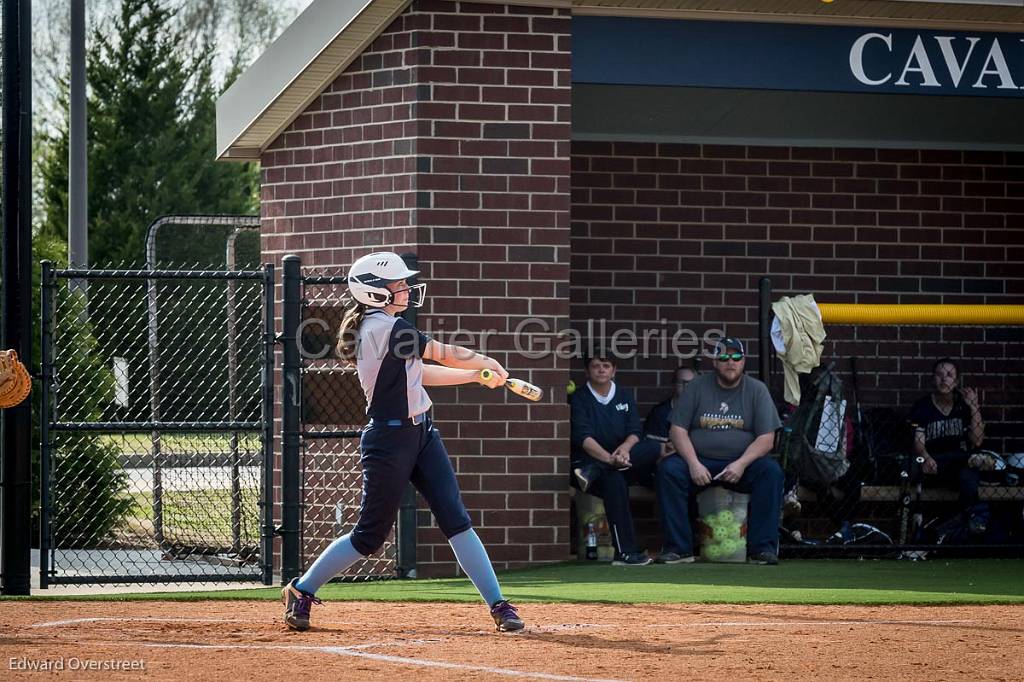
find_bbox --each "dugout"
[566,6,1024,553]
[217,0,1024,576]
[569,11,1024,407]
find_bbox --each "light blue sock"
[449,528,504,606]
[294,534,364,595]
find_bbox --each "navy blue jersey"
[570,384,642,463]
[355,310,432,419]
[909,393,971,455]
[644,398,673,442]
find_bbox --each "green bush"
[48,284,129,548]
[52,436,132,548]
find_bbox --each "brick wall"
[260,1,572,578]
[260,11,422,268]
[571,142,1024,451]
[259,4,424,580]
[411,1,572,574]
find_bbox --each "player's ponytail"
[336,303,366,364]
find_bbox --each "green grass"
[125,488,260,540]
[13,559,1024,605]
[100,433,261,454]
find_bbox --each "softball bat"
[479,369,544,402]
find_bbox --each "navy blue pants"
[657,455,784,556]
[930,451,981,512]
[571,439,660,555]
[350,417,471,556]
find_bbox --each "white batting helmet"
[346,252,425,308]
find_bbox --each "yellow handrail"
[818,303,1024,326]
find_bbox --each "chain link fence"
[39,260,274,586]
[294,268,402,580]
[33,222,411,586]
[774,322,1024,558]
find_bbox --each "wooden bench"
[569,485,658,560]
[581,483,1024,505]
[797,484,1024,502]
[570,481,1024,558]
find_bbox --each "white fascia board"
[886,0,1022,6]
[216,0,376,160]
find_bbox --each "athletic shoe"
[782,488,802,518]
[747,551,779,565]
[573,463,600,493]
[612,551,653,566]
[490,600,524,632]
[281,577,322,631]
[655,551,695,564]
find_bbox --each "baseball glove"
[0,349,32,409]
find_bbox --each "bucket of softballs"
[696,487,749,562]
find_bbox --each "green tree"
[27,235,69,541]
[28,235,130,549]
[48,285,129,549]
[38,0,258,267]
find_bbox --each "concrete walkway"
[30,549,272,597]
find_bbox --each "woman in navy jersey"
[281,252,524,633]
[910,357,986,521]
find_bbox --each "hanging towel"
[771,294,826,405]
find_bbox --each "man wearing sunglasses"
[656,338,784,565]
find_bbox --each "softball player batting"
[281,251,525,633]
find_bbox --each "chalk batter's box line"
[28,617,618,682]
[25,616,986,682]
[31,616,978,631]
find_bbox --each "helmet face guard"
[391,282,426,308]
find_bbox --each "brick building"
[217,0,1024,576]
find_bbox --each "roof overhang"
[216,0,1024,162]
[571,0,1024,30]
[216,0,412,161]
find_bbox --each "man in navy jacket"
[570,355,660,566]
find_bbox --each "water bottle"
[585,522,598,560]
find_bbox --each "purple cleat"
[490,600,524,632]
[281,578,322,631]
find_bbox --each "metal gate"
[39,261,275,586]
[280,255,415,582]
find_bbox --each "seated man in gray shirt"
[657,337,784,565]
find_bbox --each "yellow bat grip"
[479,369,493,381]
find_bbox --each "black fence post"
[1,0,33,597]
[39,261,55,590]
[758,277,772,386]
[397,486,418,579]
[281,255,302,584]
[397,252,419,578]
[261,263,276,586]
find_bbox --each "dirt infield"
[2,601,1022,681]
